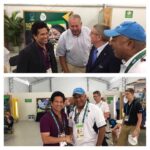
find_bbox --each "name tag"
[124,115,129,122]
[46,68,52,73]
[58,132,67,146]
[76,123,84,141]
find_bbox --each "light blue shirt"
[56,26,91,67]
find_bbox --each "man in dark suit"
[16,21,58,73]
[86,24,121,73]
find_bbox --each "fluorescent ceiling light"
[13,78,30,86]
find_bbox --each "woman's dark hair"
[31,21,49,36]
[52,24,65,34]
[50,91,66,102]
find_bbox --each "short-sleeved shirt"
[95,101,110,114]
[120,49,146,73]
[40,110,68,146]
[69,102,106,146]
[56,26,91,67]
[124,99,143,125]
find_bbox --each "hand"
[65,135,72,144]
[132,128,140,137]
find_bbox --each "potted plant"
[4,11,24,52]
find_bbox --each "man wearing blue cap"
[104,21,146,73]
[68,87,106,146]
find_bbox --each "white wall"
[4,5,146,29]
[111,8,146,29]
[51,77,87,96]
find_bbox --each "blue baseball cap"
[73,87,85,96]
[104,21,146,42]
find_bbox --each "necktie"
[92,48,98,65]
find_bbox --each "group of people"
[40,87,143,146]
[13,14,146,73]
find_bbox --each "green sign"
[125,10,133,18]
[25,99,32,103]
[107,96,113,104]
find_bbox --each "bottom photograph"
[4,77,146,146]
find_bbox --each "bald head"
[69,14,82,36]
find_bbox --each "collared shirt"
[95,101,110,114]
[56,26,91,67]
[36,43,51,71]
[69,102,106,146]
[40,111,68,146]
[96,42,108,57]
[124,99,143,125]
[120,49,146,73]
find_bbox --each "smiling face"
[73,94,87,109]
[69,17,82,36]
[33,27,49,45]
[51,96,65,113]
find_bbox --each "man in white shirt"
[93,91,110,120]
[104,21,146,73]
[56,14,91,73]
[93,90,110,146]
[69,87,106,146]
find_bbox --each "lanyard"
[50,109,65,134]
[125,49,146,73]
[74,102,89,124]
[125,102,134,119]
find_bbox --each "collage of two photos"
[3,1,147,147]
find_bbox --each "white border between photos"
[1,0,149,150]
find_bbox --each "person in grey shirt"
[56,14,91,73]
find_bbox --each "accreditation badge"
[58,132,67,146]
[124,115,129,122]
[76,123,84,141]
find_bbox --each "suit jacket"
[16,41,58,73]
[86,44,121,73]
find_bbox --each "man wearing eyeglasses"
[68,87,106,146]
[86,24,121,73]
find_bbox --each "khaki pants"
[116,125,137,146]
[67,63,86,73]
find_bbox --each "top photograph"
[4,2,146,73]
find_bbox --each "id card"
[46,68,52,73]
[124,115,129,122]
[76,123,84,141]
[58,132,67,146]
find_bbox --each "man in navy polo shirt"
[116,88,143,146]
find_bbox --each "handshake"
[62,135,73,145]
